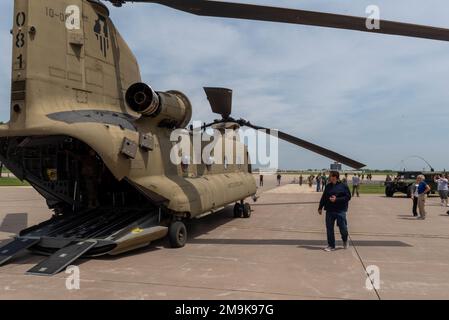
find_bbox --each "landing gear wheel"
[168,221,187,248]
[242,203,251,218]
[233,203,243,218]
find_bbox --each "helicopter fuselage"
[1,0,257,219]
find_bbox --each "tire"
[233,203,243,218]
[385,187,394,197]
[168,221,187,248]
[242,203,251,218]
[406,186,413,198]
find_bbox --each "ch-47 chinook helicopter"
[0,0,446,276]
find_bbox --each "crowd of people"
[293,172,366,198]
[259,171,375,198]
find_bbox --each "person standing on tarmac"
[352,174,361,197]
[342,173,349,186]
[411,179,420,217]
[318,171,352,252]
[435,174,448,207]
[277,173,282,186]
[308,175,314,188]
[321,174,327,192]
[316,174,322,192]
[416,175,431,220]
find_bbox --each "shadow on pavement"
[0,213,28,234]
[252,202,319,207]
[188,238,412,248]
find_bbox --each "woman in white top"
[411,181,420,217]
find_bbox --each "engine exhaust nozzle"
[125,82,160,116]
[125,82,192,128]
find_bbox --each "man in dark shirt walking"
[318,171,352,252]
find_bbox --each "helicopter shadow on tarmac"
[181,206,411,251]
[0,212,70,267]
[119,199,412,253]
[188,237,412,250]
[0,213,28,234]
[251,201,319,207]
[0,208,413,266]
[0,213,31,260]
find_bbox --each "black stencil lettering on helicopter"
[16,12,25,27]
[15,32,25,48]
[15,12,26,49]
[94,14,109,58]
[17,54,23,69]
[45,7,67,22]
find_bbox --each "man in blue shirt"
[318,171,352,251]
[417,175,431,220]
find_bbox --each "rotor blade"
[115,0,449,42]
[240,120,365,169]
[204,87,232,119]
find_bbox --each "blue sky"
[1,0,448,171]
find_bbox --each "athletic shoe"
[324,246,336,252]
[343,241,350,249]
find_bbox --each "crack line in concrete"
[348,234,381,300]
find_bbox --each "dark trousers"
[352,185,360,197]
[326,211,349,248]
[412,196,418,216]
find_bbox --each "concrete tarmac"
[0,176,448,300]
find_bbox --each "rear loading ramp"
[27,240,98,276]
[0,238,40,266]
[0,207,168,275]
